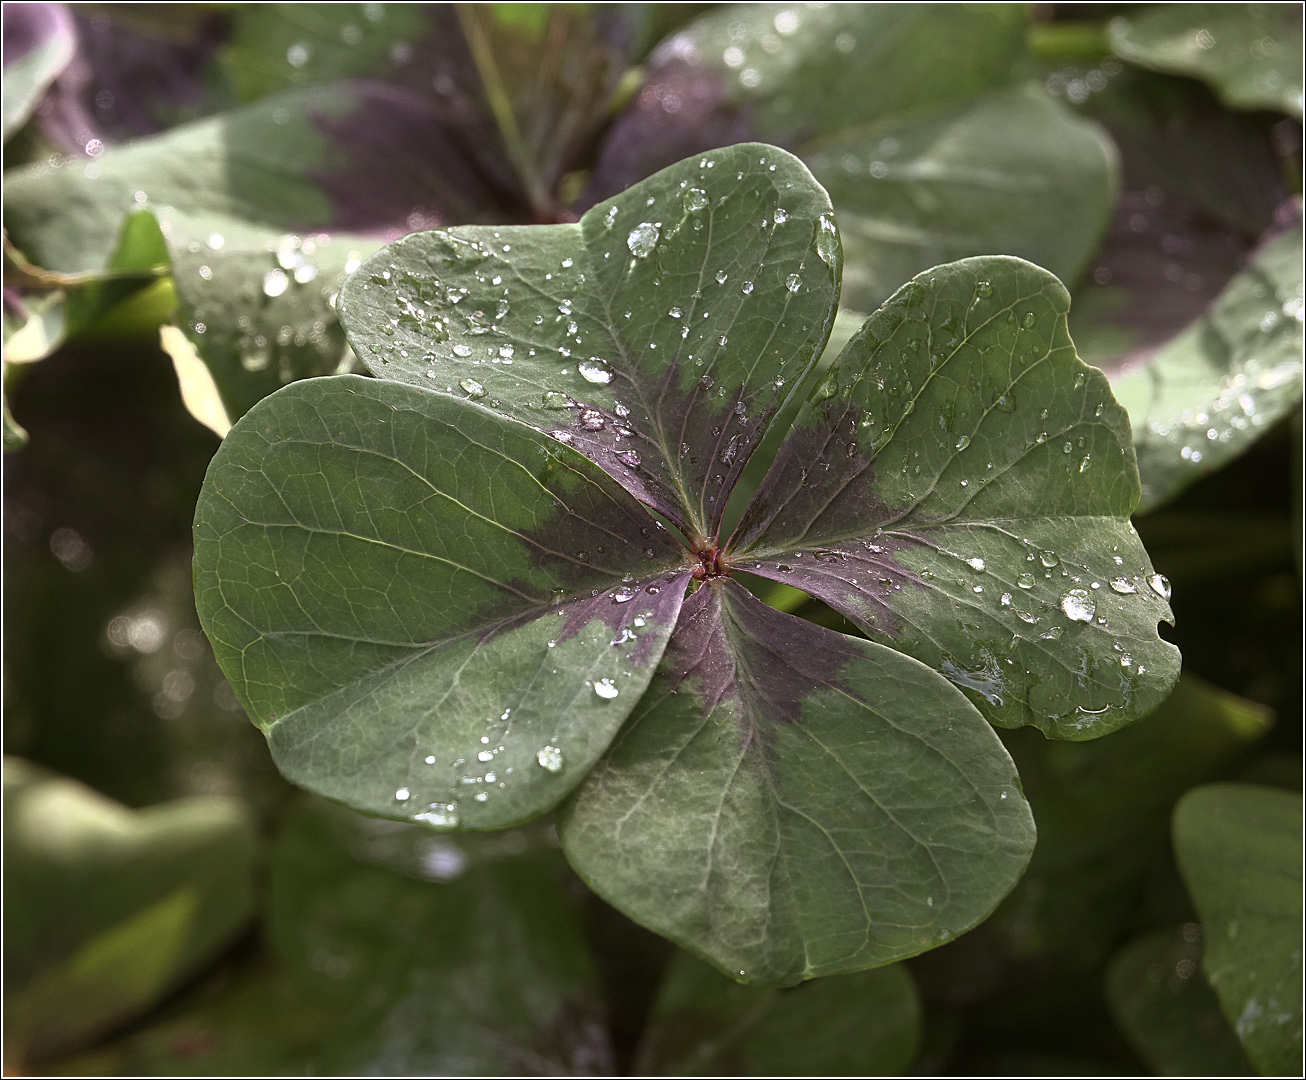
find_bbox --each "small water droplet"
[616,449,641,468]
[1078,455,1092,473]
[1016,573,1036,589]
[536,745,564,772]
[955,435,971,451]
[1060,588,1096,623]
[975,280,992,297]
[1148,573,1172,600]
[741,281,754,294]
[578,359,613,384]
[414,802,459,827]
[715,269,728,284]
[594,678,619,699]
[1021,311,1036,329]
[459,378,486,399]
[683,187,709,213]
[452,343,472,357]
[966,557,986,572]
[785,273,801,292]
[1040,550,1059,568]
[815,213,838,266]
[395,787,411,802]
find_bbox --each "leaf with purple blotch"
[194,375,690,829]
[338,142,841,539]
[728,256,1181,739]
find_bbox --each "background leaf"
[559,578,1035,985]
[588,3,1117,312]
[1105,925,1253,1076]
[1108,3,1304,118]
[731,256,1181,739]
[89,798,612,1076]
[1172,782,1303,1075]
[2,757,257,1067]
[338,142,840,537]
[635,949,921,1076]
[194,374,689,828]
[1,2,76,141]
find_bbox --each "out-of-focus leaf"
[2,289,66,364]
[194,375,689,829]
[559,579,1035,985]
[1,2,75,141]
[732,256,1180,739]
[634,949,921,1075]
[1173,783,1303,1075]
[1109,4,1304,118]
[158,325,230,439]
[589,4,1117,310]
[1,757,257,1066]
[2,359,29,450]
[989,673,1272,969]
[1108,218,1303,513]
[1105,925,1253,1076]
[94,799,613,1076]
[339,143,840,538]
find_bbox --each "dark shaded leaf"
[1108,4,1304,118]
[730,256,1180,738]
[1109,216,1303,513]
[1105,925,1253,1076]
[587,4,1116,310]
[194,374,689,828]
[338,142,840,537]
[558,578,1034,985]
[1,1,75,141]
[635,949,920,1075]
[1173,783,1303,1075]
[2,757,257,1066]
[92,799,613,1076]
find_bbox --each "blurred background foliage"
[3,2,1301,1075]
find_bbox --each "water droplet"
[683,187,709,212]
[616,449,641,468]
[815,213,838,266]
[1040,550,1059,568]
[603,205,619,229]
[741,281,754,294]
[536,745,564,772]
[1021,311,1036,329]
[613,588,636,604]
[955,435,971,451]
[1016,573,1036,589]
[668,306,683,318]
[975,280,992,297]
[414,803,460,827]
[594,678,619,699]
[1078,455,1092,473]
[785,273,801,292]
[395,787,411,802]
[452,343,472,357]
[262,269,289,297]
[1148,573,1172,600]
[499,344,515,360]
[459,378,486,399]
[579,409,605,431]
[1060,589,1096,623]
[773,208,789,225]
[578,359,613,384]
[627,223,659,257]
[966,557,986,572]
[715,269,728,284]
[1109,577,1136,594]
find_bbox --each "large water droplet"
[1148,573,1172,600]
[594,677,619,699]
[459,378,486,399]
[578,359,613,384]
[966,557,986,572]
[452,343,472,357]
[1060,588,1096,623]
[815,213,838,266]
[627,223,659,258]
[1109,577,1136,594]
[1040,550,1060,568]
[536,745,564,773]
[1016,572,1036,589]
[785,273,801,292]
[773,208,789,225]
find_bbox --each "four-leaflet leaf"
[195,144,1178,986]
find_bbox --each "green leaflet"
[1109,3,1304,118]
[1173,783,1304,1075]
[194,375,689,829]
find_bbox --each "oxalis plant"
[194,143,1181,985]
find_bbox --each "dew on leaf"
[683,187,709,212]
[1060,589,1096,623]
[536,745,564,773]
[459,378,486,399]
[1040,550,1060,568]
[578,359,613,384]
[1016,573,1036,589]
[627,223,659,257]
[1148,573,1172,600]
[1109,578,1136,594]
[785,274,801,292]
[594,678,619,699]
[453,343,472,357]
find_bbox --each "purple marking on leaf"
[2,2,73,69]
[308,80,517,234]
[581,59,753,209]
[658,578,866,732]
[552,570,692,666]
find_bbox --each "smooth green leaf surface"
[1,3,75,141]
[1110,220,1303,513]
[96,799,612,1075]
[635,949,921,1075]
[2,758,257,1064]
[731,256,1181,738]
[1109,4,1304,118]
[194,375,689,828]
[1105,926,1253,1076]
[590,3,1117,310]
[338,143,840,538]
[559,579,1035,986]
[1173,783,1303,1075]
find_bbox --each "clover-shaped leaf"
[195,145,1179,984]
